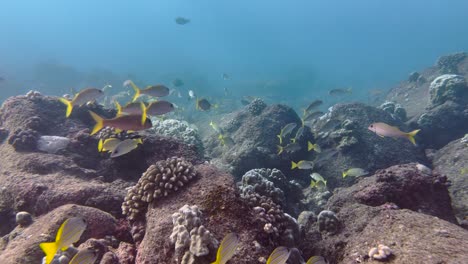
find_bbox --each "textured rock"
[433,136,468,220]
[429,74,468,107]
[150,118,204,154]
[436,52,467,74]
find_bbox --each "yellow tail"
[308,141,313,151]
[277,145,284,155]
[130,81,141,102]
[98,139,104,152]
[406,129,421,145]
[140,102,147,125]
[58,97,73,118]
[291,161,298,170]
[39,241,58,264]
[88,111,105,135]
[114,101,122,116]
[342,172,347,178]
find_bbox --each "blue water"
[1,0,468,106]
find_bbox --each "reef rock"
[433,135,468,220]
[310,103,427,189]
[204,99,310,179]
[150,118,204,155]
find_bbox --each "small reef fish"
[302,111,324,125]
[127,80,170,101]
[188,90,196,100]
[110,138,143,158]
[210,121,223,134]
[175,16,190,25]
[277,123,297,144]
[329,88,352,96]
[88,111,151,135]
[147,100,175,116]
[218,134,235,147]
[172,78,184,87]
[40,217,87,264]
[98,138,121,152]
[305,100,323,113]
[211,233,239,264]
[277,142,301,155]
[69,248,98,264]
[196,98,212,111]
[343,168,369,178]
[368,122,420,145]
[310,173,327,187]
[306,255,328,264]
[59,88,104,117]
[291,160,314,170]
[308,141,321,153]
[115,101,145,116]
[266,246,290,264]
[291,126,305,143]
[222,73,230,80]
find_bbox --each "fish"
[291,126,305,143]
[102,84,112,92]
[305,100,323,113]
[196,98,212,111]
[218,134,235,146]
[110,138,143,158]
[310,172,327,186]
[88,111,151,135]
[266,246,290,264]
[329,88,352,96]
[59,88,104,117]
[211,233,239,264]
[342,168,369,178]
[128,80,170,101]
[146,100,175,116]
[98,138,121,152]
[115,101,145,116]
[302,111,324,125]
[306,255,328,264]
[291,160,314,170]
[210,121,223,134]
[308,141,321,153]
[277,123,297,144]
[277,142,301,155]
[314,149,339,168]
[222,73,230,80]
[188,90,196,100]
[172,78,184,87]
[368,122,420,145]
[175,17,190,25]
[39,217,87,264]
[69,247,99,264]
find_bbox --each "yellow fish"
[69,248,98,264]
[59,88,104,117]
[39,217,87,264]
[308,141,321,153]
[211,233,240,264]
[88,110,151,135]
[306,255,328,264]
[368,122,420,145]
[110,138,143,158]
[127,80,169,102]
[291,160,314,170]
[266,246,290,264]
[98,138,121,152]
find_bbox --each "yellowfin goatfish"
[196,98,212,111]
[110,138,143,158]
[59,88,104,117]
[125,80,170,102]
[310,173,327,186]
[88,111,151,135]
[211,233,239,264]
[329,88,352,96]
[277,123,297,144]
[69,247,98,264]
[304,100,323,113]
[306,255,328,264]
[291,126,305,143]
[266,246,291,264]
[342,168,368,178]
[115,101,145,116]
[308,141,321,153]
[291,160,314,170]
[147,100,175,116]
[368,122,420,145]
[277,142,301,155]
[40,217,87,264]
[98,138,121,152]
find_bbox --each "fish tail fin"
[58,97,73,118]
[308,141,313,151]
[277,135,282,144]
[39,241,58,264]
[98,139,104,152]
[291,161,298,170]
[88,111,104,135]
[310,180,316,188]
[277,145,283,155]
[406,129,420,145]
[342,172,347,178]
[136,138,143,144]
[130,81,141,102]
[140,102,147,125]
[114,101,122,116]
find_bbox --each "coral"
[429,74,467,106]
[297,211,316,233]
[317,210,339,234]
[369,244,393,261]
[15,211,33,227]
[25,90,42,100]
[436,52,467,74]
[246,98,267,115]
[97,127,139,141]
[170,205,218,263]
[122,157,198,220]
[150,119,204,154]
[36,135,70,154]
[379,101,407,122]
[329,128,358,152]
[7,128,39,151]
[240,168,286,205]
